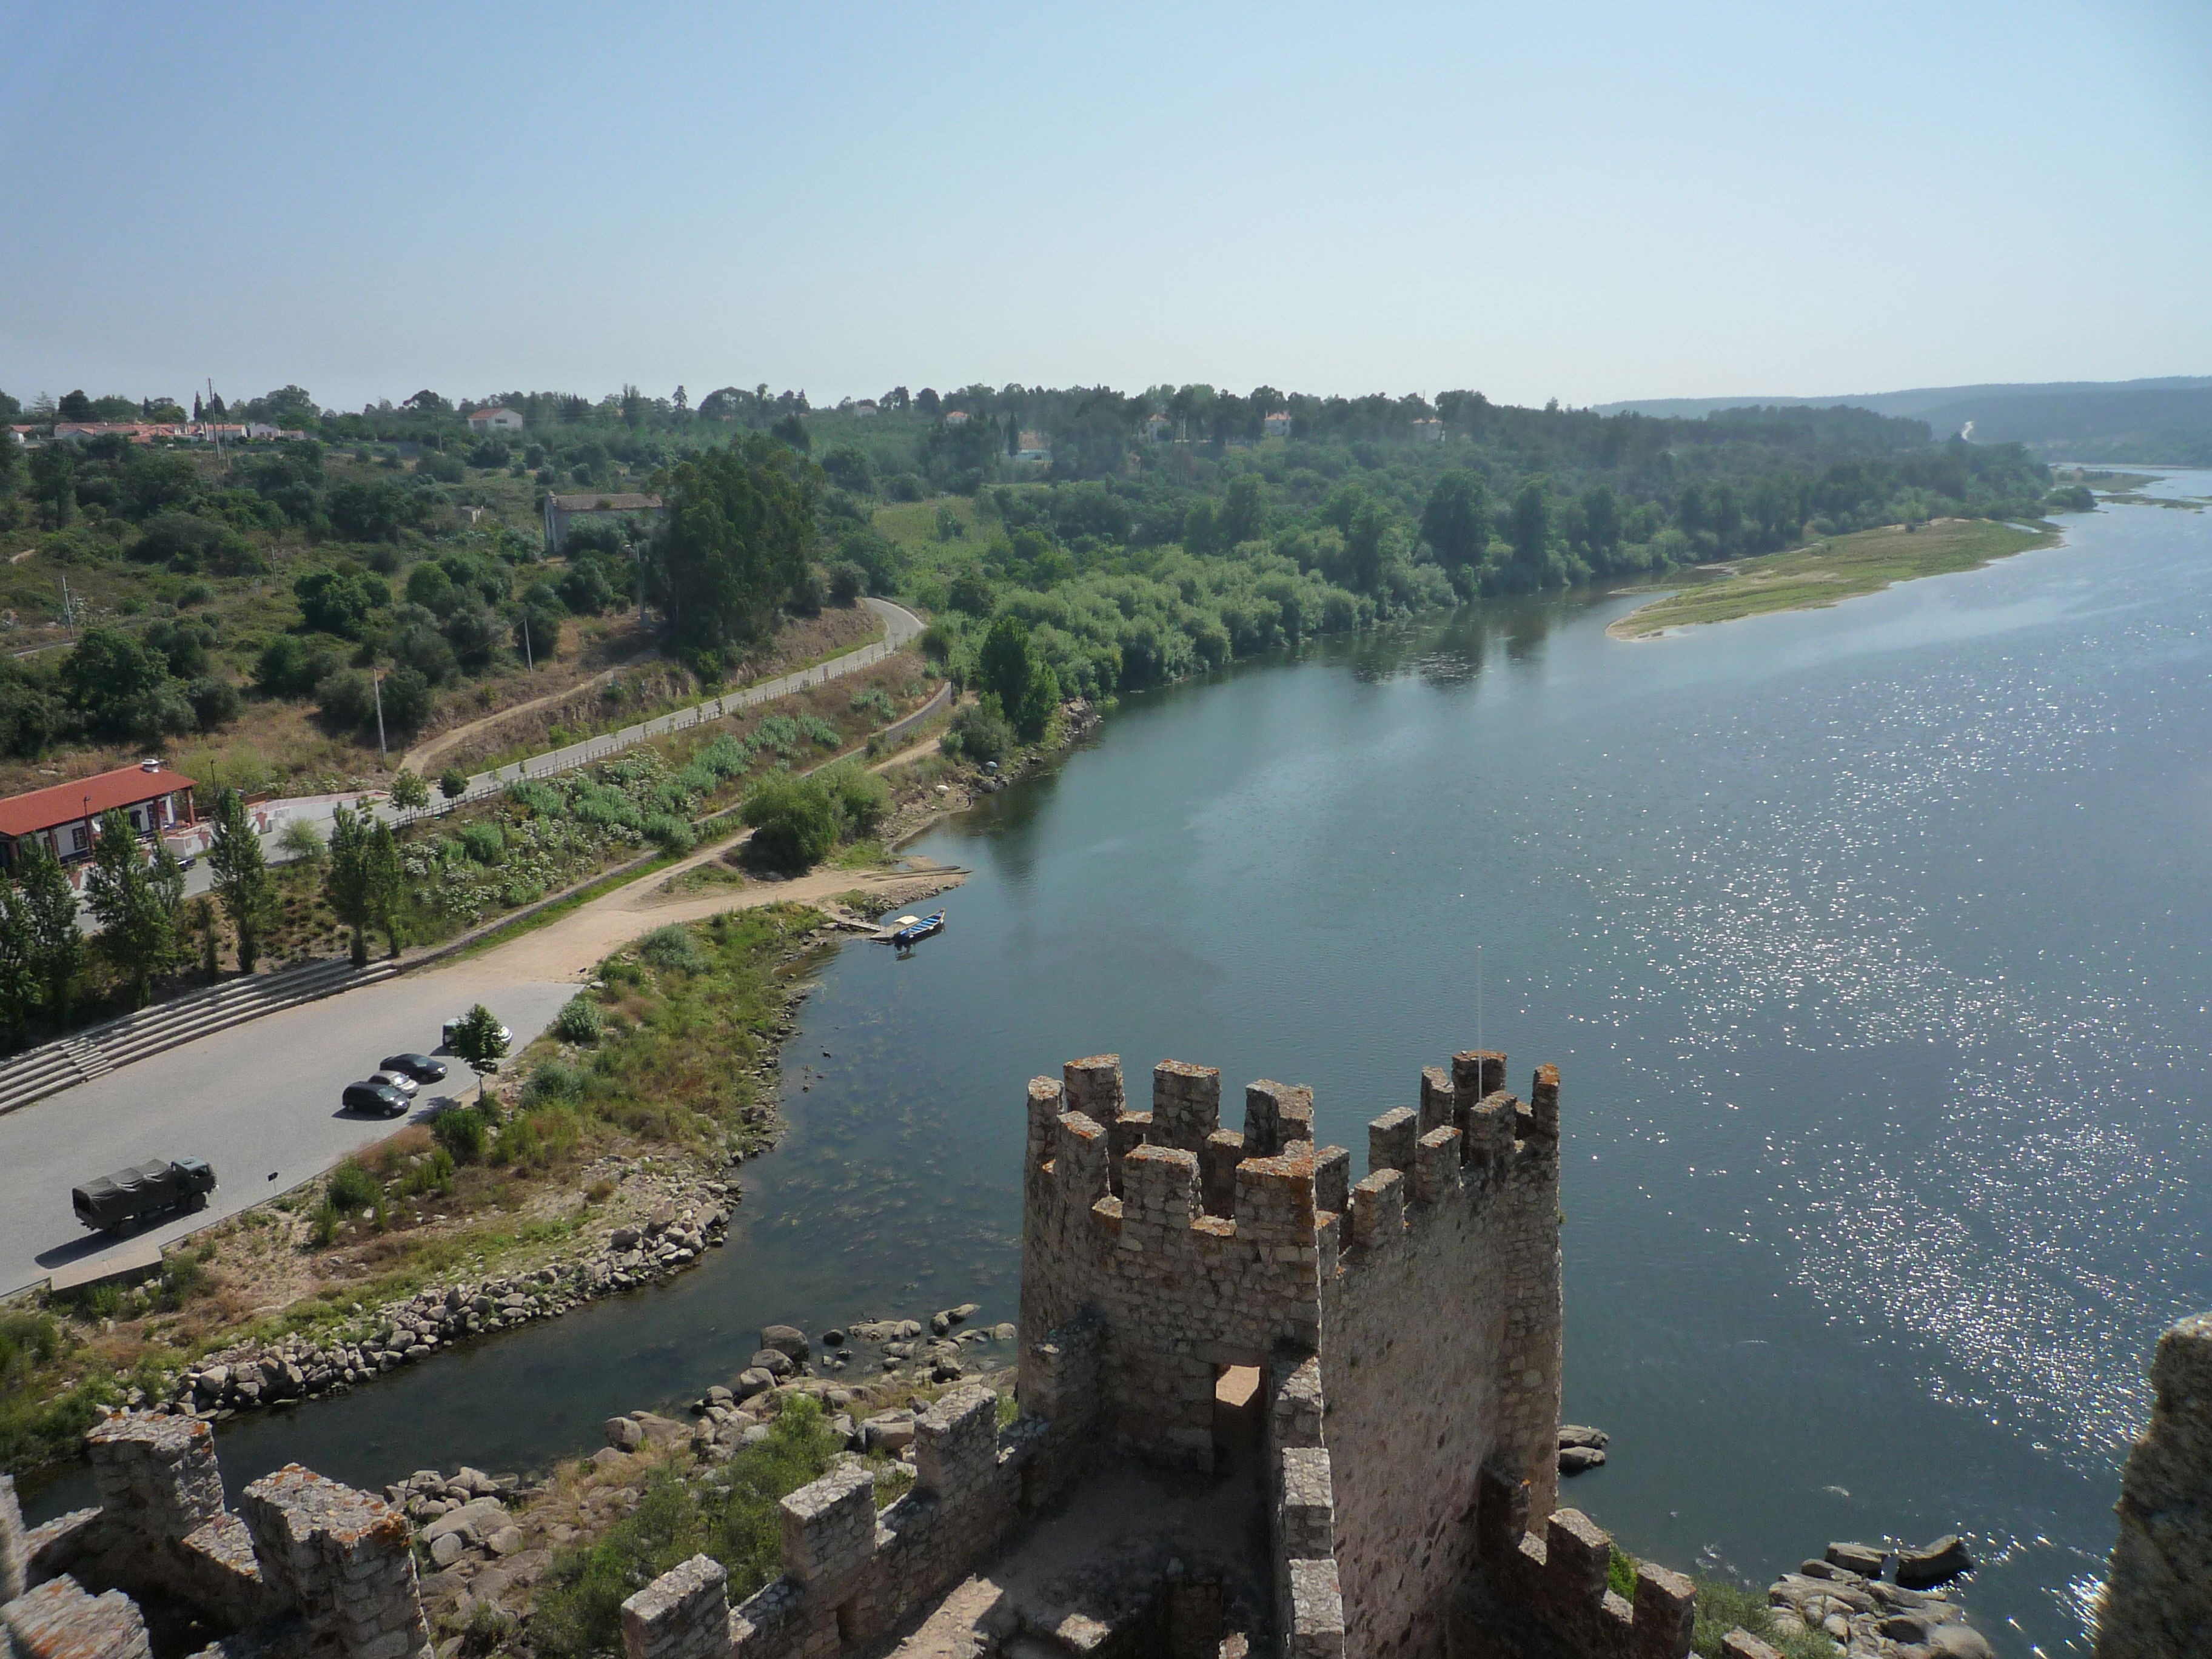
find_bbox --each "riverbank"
[1606,518,2062,638]
[0,693,1095,1489]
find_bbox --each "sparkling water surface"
[30,476,2212,1657]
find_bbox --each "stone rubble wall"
[0,1415,426,1659]
[1269,1349,1346,1659]
[619,1381,1088,1659]
[1320,1053,1565,1658]
[2095,1310,2212,1659]
[142,1193,731,1423]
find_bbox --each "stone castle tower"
[1017,1050,1567,1654]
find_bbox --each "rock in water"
[1895,1535,1974,1589]
[1558,1445,1606,1475]
[760,1324,809,1359]
[1825,1541,1887,1577]
[1558,1424,1610,1450]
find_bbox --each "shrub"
[822,763,890,837]
[278,817,324,863]
[640,924,708,973]
[389,769,431,810]
[828,561,866,606]
[942,702,1011,765]
[553,997,604,1044]
[525,1061,586,1104]
[432,1107,488,1162]
[457,822,505,864]
[186,675,241,731]
[380,666,434,734]
[326,1161,378,1213]
[644,813,697,854]
[739,772,839,871]
[849,686,896,723]
[1689,1574,1838,1659]
[309,1201,341,1245]
[439,767,469,800]
[315,668,377,729]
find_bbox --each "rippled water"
[29,478,2212,1657]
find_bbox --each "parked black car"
[341,1081,409,1118]
[72,1158,216,1233]
[379,1053,448,1084]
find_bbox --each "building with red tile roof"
[0,759,198,873]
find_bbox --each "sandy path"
[398,653,646,774]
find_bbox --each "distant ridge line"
[1595,374,2212,421]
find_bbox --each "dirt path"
[398,652,648,774]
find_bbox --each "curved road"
[176,597,925,894]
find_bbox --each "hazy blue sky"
[3,1,2207,412]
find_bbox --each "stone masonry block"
[1064,1054,1124,1122]
[777,1464,876,1584]
[1530,1064,1561,1139]
[1312,1145,1350,1218]
[1287,1558,1346,1659]
[1544,1507,1611,1604]
[1025,1078,1064,1169]
[1279,1447,1336,1560]
[1201,1130,1244,1218]
[1414,1126,1461,1205]
[915,1384,999,1498]
[1475,1466,1530,1561]
[2,1574,151,1659]
[1233,1142,1316,1241]
[238,1463,425,1659]
[1,1472,24,1604]
[1469,1093,1518,1169]
[1271,1350,1326,1449]
[620,1552,729,1659]
[1367,1107,1418,1175]
[1419,1067,1456,1135]
[1244,1081,1314,1157]
[1350,1168,1404,1248]
[1152,1061,1221,1152]
[1122,1143,1198,1229]
[1453,1050,1506,1102]
[1632,1562,1696,1659]
[86,1412,226,1545]
[1053,1111,1110,1208]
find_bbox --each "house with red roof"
[0,759,198,876]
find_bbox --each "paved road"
[1,964,575,1296]
[171,596,926,899]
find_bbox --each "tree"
[367,819,404,958]
[389,769,431,810]
[12,838,83,1028]
[448,1003,509,1104]
[190,896,220,977]
[1016,659,1059,742]
[58,390,93,421]
[207,787,275,974]
[439,767,469,801]
[324,804,374,967]
[1344,499,1390,595]
[1578,483,1621,559]
[1218,474,1267,546]
[1507,478,1553,580]
[59,628,170,739]
[650,437,821,657]
[0,886,35,1048]
[740,772,840,871]
[977,614,1033,717]
[84,808,184,1007]
[1421,472,1489,571]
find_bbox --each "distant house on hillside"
[1144,413,1173,441]
[1262,411,1293,438]
[544,491,665,554]
[942,410,970,426]
[1410,417,1444,442]
[468,406,525,435]
[853,400,880,417]
[1013,432,1053,464]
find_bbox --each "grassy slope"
[1609,518,2060,639]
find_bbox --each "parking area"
[1,964,577,1296]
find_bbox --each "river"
[28,476,2212,1657]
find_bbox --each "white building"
[468,406,525,435]
[1262,411,1293,438]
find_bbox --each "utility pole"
[522,611,534,671]
[59,575,74,637]
[372,669,387,766]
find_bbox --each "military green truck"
[71,1158,216,1233]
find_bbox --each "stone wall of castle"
[1014,1048,1566,1658]
[0,1413,428,1659]
[2096,1310,2212,1659]
[619,1372,1097,1659]
[1316,1054,1564,1658]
